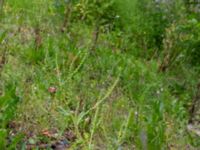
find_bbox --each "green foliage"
[114,0,186,55]
[183,18,200,66]
[0,84,21,149]
[74,0,116,24]
[0,84,19,128]
[1,0,200,149]
[159,18,200,69]
[0,129,7,149]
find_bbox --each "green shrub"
[114,0,186,57]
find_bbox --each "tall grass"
[0,0,199,149]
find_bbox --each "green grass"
[0,0,200,149]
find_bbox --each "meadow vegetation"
[1,0,200,149]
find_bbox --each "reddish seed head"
[48,87,57,94]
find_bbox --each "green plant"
[0,84,22,149]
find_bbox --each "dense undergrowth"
[0,0,200,149]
